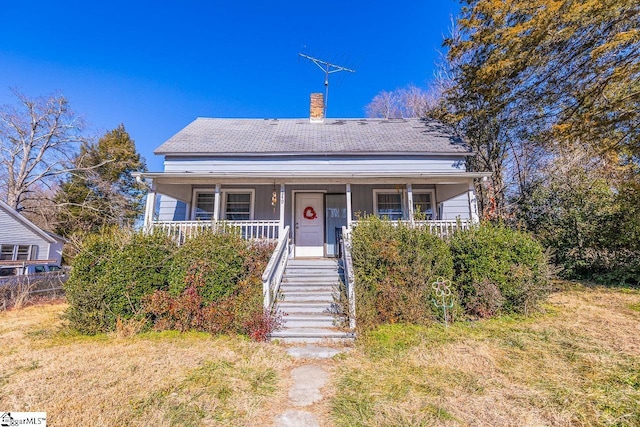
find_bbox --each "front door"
[295,193,324,257]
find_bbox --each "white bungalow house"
[0,200,65,265]
[136,94,488,337]
[137,94,486,258]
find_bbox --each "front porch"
[143,180,481,253]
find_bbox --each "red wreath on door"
[303,206,317,220]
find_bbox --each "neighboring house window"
[0,245,14,260]
[224,192,252,220]
[16,245,30,260]
[193,190,216,220]
[0,244,33,261]
[374,191,404,220]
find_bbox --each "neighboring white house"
[0,200,65,265]
[136,93,488,257]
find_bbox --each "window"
[191,189,254,221]
[0,244,33,261]
[16,245,30,261]
[0,245,13,261]
[0,267,17,277]
[373,189,436,220]
[194,191,216,220]
[374,192,403,220]
[225,192,252,220]
[413,192,434,219]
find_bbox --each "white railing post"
[279,184,286,236]
[407,183,414,225]
[144,190,156,233]
[213,184,221,221]
[346,183,353,228]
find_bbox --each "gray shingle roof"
[154,117,471,156]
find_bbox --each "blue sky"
[1,1,459,171]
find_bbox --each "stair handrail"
[340,226,356,330]
[261,226,290,309]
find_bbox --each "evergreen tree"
[55,124,147,236]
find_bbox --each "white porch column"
[143,189,156,232]
[407,183,414,224]
[213,183,221,221]
[279,183,286,236]
[346,183,353,228]
[468,180,480,223]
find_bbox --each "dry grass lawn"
[331,283,640,426]
[1,283,638,426]
[0,303,293,426]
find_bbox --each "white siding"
[158,196,188,221]
[249,185,279,220]
[164,156,467,175]
[440,191,469,219]
[0,208,51,261]
[48,240,64,265]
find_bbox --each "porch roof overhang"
[133,170,491,186]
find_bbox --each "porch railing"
[150,220,280,244]
[261,226,290,310]
[350,219,471,237]
[340,226,356,330]
[413,219,471,236]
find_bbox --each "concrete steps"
[271,258,353,344]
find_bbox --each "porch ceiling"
[135,171,490,187]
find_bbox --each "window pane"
[16,245,30,261]
[0,245,14,261]
[195,193,215,220]
[0,267,17,276]
[413,193,433,219]
[226,193,251,220]
[377,193,403,220]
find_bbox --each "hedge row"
[350,217,549,331]
[64,228,276,338]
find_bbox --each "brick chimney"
[309,93,324,123]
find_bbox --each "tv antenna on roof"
[299,53,355,117]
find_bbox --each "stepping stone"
[287,345,350,359]
[274,409,320,427]
[289,365,328,407]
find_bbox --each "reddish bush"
[242,309,284,342]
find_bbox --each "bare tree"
[0,89,85,210]
[366,90,399,119]
[366,85,439,119]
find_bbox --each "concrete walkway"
[274,346,350,427]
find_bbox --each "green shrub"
[450,223,549,315]
[144,239,276,338]
[517,169,640,286]
[64,229,176,334]
[167,230,246,302]
[65,227,277,338]
[350,216,455,331]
